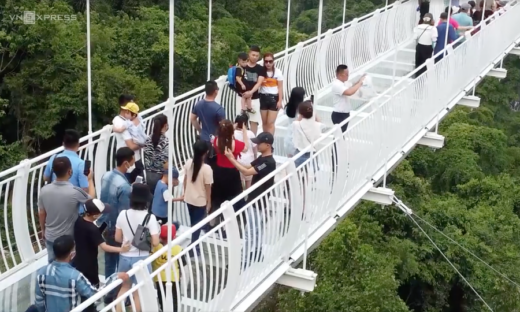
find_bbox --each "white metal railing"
[0,0,417,281]
[70,1,520,312]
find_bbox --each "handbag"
[125,211,152,252]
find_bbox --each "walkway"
[2,0,520,311]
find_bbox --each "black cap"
[85,199,110,214]
[130,183,153,204]
[251,132,274,145]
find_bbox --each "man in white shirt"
[112,94,144,183]
[331,65,365,133]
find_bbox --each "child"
[151,167,183,227]
[152,224,183,312]
[235,52,255,114]
[113,101,148,146]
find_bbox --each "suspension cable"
[412,213,520,289]
[392,197,494,311]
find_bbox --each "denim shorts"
[118,255,152,284]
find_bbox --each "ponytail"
[151,114,168,148]
[217,120,234,154]
[192,140,209,183]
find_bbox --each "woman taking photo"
[414,13,437,78]
[211,120,248,210]
[259,53,284,135]
[143,114,169,192]
[183,139,213,245]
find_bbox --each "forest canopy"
[255,56,520,312]
[0,0,387,169]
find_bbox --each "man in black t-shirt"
[224,132,276,265]
[73,199,130,305]
[237,45,267,135]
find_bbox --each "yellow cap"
[121,102,139,114]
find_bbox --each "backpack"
[227,65,243,90]
[125,211,152,252]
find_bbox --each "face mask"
[126,163,135,173]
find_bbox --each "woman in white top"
[414,13,438,78]
[182,139,213,249]
[233,114,257,189]
[292,101,326,168]
[115,183,160,311]
[259,52,284,135]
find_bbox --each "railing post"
[318,29,334,89]
[331,125,349,212]
[134,261,159,312]
[288,42,304,94]
[93,125,112,196]
[368,9,381,59]
[216,201,241,311]
[280,160,303,260]
[163,99,178,169]
[12,159,36,262]
[345,18,358,69]
[215,76,227,105]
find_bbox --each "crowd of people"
[415,0,508,75]
[28,29,387,312]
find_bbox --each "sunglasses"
[264,60,274,64]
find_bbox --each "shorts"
[236,94,261,123]
[240,172,253,182]
[119,254,152,284]
[259,93,279,111]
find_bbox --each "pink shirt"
[438,18,459,29]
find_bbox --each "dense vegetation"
[2,0,520,310]
[0,0,387,169]
[255,56,520,311]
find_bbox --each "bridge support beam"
[508,47,520,56]
[361,187,394,205]
[486,68,507,79]
[457,95,480,108]
[417,132,445,149]
[277,268,318,292]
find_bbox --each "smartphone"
[84,160,91,176]
[98,222,107,233]
[310,94,314,103]
[135,176,144,184]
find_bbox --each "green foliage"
[255,56,520,312]
[0,0,381,162]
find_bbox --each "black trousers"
[156,281,178,312]
[415,43,433,78]
[331,111,350,133]
[331,111,350,182]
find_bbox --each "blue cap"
[163,168,179,179]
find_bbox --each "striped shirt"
[34,261,98,312]
[260,68,283,95]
